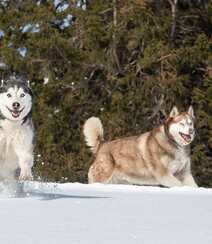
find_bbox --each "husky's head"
[0,76,33,122]
[166,106,195,147]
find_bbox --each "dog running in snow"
[0,76,34,181]
[83,106,198,187]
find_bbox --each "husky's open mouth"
[179,132,191,143]
[6,106,25,118]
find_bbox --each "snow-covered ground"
[0,181,212,244]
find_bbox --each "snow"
[53,0,62,8]
[57,3,69,12]
[0,181,212,244]
[0,62,7,69]
[51,14,74,30]
[17,47,27,57]
[0,29,4,38]
[43,77,49,85]
[60,14,73,30]
[53,0,69,12]
[53,0,86,11]
[0,0,8,7]
[21,23,40,34]
[77,0,87,10]
[54,108,60,114]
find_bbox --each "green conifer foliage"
[0,0,211,186]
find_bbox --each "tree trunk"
[112,0,122,74]
[168,0,178,40]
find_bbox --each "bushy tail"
[83,117,104,154]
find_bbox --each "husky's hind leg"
[88,155,114,184]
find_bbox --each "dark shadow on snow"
[14,191,110,201]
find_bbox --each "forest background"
[0,0,211,186]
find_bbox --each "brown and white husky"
[83,106,198,187]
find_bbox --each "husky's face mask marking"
[168,106,195,146]
[0,85,32,121]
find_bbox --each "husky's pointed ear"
[188,105,194,118]
[169,106,179,118]
[1,79,4,87]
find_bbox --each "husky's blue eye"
[20,93,25,97]
[7,93,12,98]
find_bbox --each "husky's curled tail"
[83,117,104,154]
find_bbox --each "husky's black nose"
[12,102,20,110]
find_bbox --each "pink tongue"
[12,112,19,117]
[183,134,190,141]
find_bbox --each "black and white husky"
[0,76,34,181]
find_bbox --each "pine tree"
[0,0,211,186]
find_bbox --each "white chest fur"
[1,119,33,156]
[0,119,22,131]
[168,148,190,174]
[0,118,34,180]
[0,119,22,143]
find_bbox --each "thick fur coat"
[84,106,197,187]
[0,76,34,181]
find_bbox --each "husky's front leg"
[14,146,34,180]
[13,127,34,180]
[149,159,182,187]
[19,158,33,180]
[156,173,183,187]
[181,173,198,187]
[17,149,33,180]
[178,162,198,187]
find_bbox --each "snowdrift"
[0,181,212,244]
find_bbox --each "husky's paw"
[19,168,33,181]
